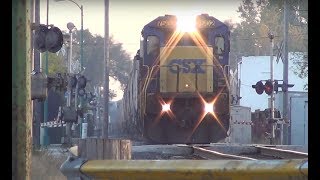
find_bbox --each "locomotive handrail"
[140,65,150,119]
[141,65,151,93]
[223,64,231,91]
[176,65,180,92]
[195,65,198,90]
[210,53,231,91]
[141,65,159,115]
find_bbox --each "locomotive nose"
[175,107,197,128]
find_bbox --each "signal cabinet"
[274,91,308,150]
[227,105,252,144]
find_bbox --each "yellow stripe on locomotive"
[160,46,213,93]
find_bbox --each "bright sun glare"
[176,14,197,32]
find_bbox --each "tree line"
[42,29,133,99]
[225,0,307,88]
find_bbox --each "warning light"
[252,81,264,95]
[264,80,273,95]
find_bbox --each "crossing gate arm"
[57,158,308,180]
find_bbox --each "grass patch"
[31,148,68,180]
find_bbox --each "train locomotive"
[123,14,231,144]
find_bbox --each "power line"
[232,33,307,41]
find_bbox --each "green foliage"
[229,0,307,86]
[65,30,132,93]
[41,52,67,76]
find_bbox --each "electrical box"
[227,105,252,144]
[274,91,308,150]
[31,71,47,101]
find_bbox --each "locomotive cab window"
[214,36,225,55]
[147,36,160,57]
[164,31,208,46]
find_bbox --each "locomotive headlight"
[162,103,171,112]
[204,103,215,113]
[176,15,196,32]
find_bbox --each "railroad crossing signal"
[68,75,87,89]
[252,80,294,95]
[34,24,63,53]
[252,81,264,95]
[70,75,77,88]
[264,80,273,95]
[77,75,87,97]
[78,75,87,89]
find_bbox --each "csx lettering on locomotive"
[168,59,206,74]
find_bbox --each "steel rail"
[255,145,308,159]
[193,146,257,160]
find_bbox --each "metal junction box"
[227,105,252,144]
[274,91,308,150]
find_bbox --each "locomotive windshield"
[214,36,225,55]
[164,30,209,46]
[146,36,160,56]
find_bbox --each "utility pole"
[32,0,41,150]
[283,0,289,145]
[268,32,275,145]
[237,56,242,105]
[65,22,75,144]
[80,5,84,71]
[42,0,50,146]
[12,0,32,178]
[102,0,109,138]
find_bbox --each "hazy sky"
[39,0,242,100]
[40,0,242,57]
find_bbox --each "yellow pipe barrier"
[80,159,308,180]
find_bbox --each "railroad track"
[62,142,308,161]
[192,146,257,160]
[131,143,308,160]
[190,144,308,160]
[254,145,308,159]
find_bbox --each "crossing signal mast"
[251,32,294,145]
[252,80,294,96]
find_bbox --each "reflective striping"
[233,121,254,125]
[41,121,66,128]
[80,159,308,180]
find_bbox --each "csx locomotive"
[123,14,231,144]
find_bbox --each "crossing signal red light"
[252,81,264,95]
[264,80,273,95]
